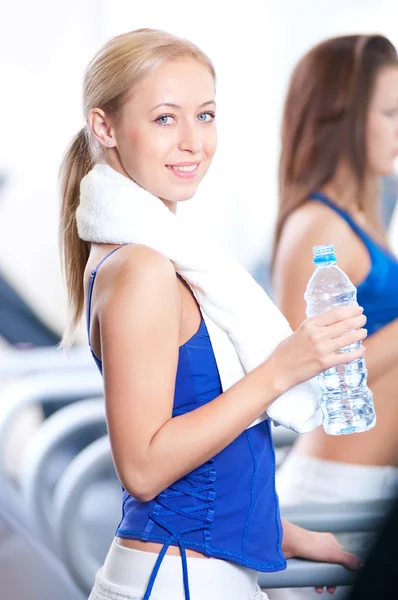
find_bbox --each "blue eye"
[156,115,174,125]
[384,108,398,117]
[197,111,215,122]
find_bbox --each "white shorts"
[276,454,398,505]
[266,454,398,600]
[88,540,269,600]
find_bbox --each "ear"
[88,108,116,148]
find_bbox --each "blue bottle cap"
[313,244,336,264]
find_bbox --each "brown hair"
[272,34,398,268]
[59,29,215,344]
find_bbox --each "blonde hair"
[59,29,216,344]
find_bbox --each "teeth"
[171,164,197,172]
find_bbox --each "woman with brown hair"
[273,32,398,550]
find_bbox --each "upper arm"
[97,246,181,485]
[272,203,359,330]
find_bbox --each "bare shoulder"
[93,244,179,315]
[280,201,353,247]
[114,244,176,283]
[276,201,356,269]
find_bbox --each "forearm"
[126,358,283,500]
[363,318,398,384]
[280,518,295,558]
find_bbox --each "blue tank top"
[86,248,286,600]
[309,191,398,336]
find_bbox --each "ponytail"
[59,128,93,346]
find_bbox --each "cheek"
[204,129,217,159]
[120,126,173,170]
[150,128,176,154]
[368,121,390,159]
[367,120,395,174]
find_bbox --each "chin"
[167,185,200,203]
[379,167,395,177]
[177,192,197,202]
[374,161,396,177]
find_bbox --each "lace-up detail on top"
[141,461,216,600]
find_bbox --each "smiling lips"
[166,162,200,179]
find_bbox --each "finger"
[322,532,343,549]
[315,587,323,594]
[327,328,367,353]
[318,545,361,570]
[314,305,363,327]
[323,314,367,340]
[326,587,336,594]
[326,346,366,369]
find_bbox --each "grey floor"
[0,474,85,600]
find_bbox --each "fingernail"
[353,558,363,570]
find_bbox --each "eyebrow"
[150,100,216,113]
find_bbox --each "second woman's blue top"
[310,191,398,336]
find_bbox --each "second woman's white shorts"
[276,454,398,505]
[266,454,398,600]
[88,540,270,600]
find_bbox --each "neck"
[161,198,177,214]
[320,161,378,214]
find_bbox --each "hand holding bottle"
[269,305,367,395]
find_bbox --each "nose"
[177,120,203,154]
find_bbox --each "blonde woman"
[60,29,361,600]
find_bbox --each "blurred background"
[1,0,398,346]
[1,2,398,599]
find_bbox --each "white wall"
[1,0,398,339]
[0,0,105,335]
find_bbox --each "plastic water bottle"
[304,244,376,435]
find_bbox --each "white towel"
[77,163,321,432]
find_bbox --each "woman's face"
[108,58,217,207]
[367,66,398,176]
